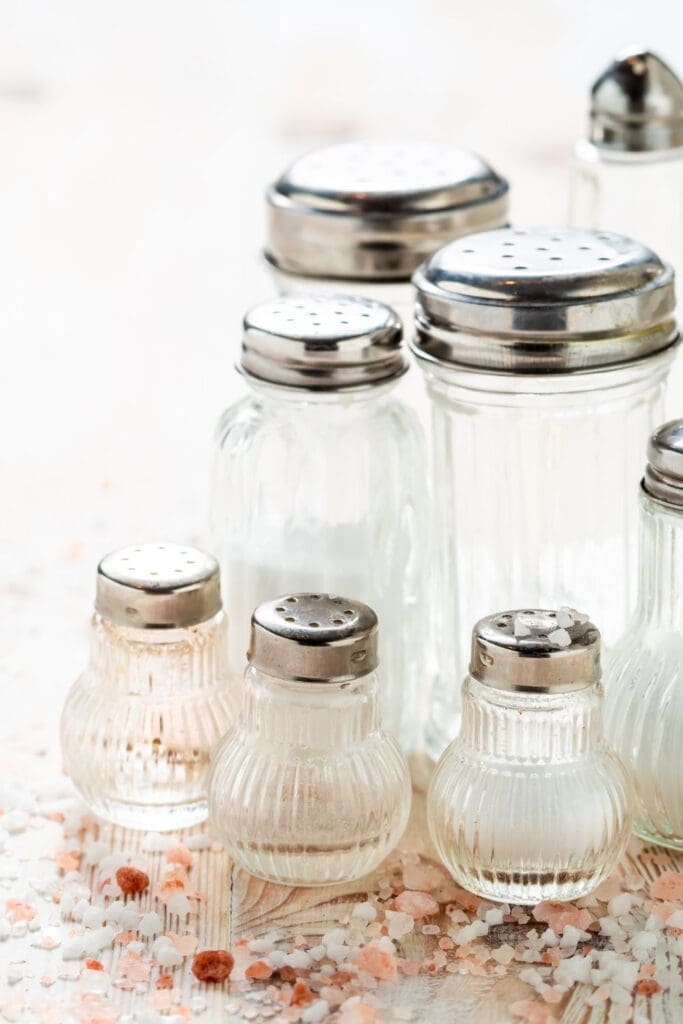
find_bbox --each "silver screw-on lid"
[590,47,683,152]
[643,419,683,508]
[96,544,222,629]
[248,594,378,683]
[471,609,601,694]
[240,294,406,390]
[413,226,677,374]
[265,141,509,281]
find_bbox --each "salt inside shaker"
[211,294,426,751]
[413,225,678,758]
[60,544,234,830]
[428,609,633,905]
[208,594,412,886]
[604,420,683,849]
[264,140,509,320]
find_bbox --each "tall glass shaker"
[569,47,683,408]
[264,141,510,321]
[413,226,678,760]
[211,294,426,751]
[604,420,683,849]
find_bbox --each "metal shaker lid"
[471,609,601,694]
[590,47,683,152]
[96,544,222,629]
[249,594,378,683]
[265,140,509,281]
[240,294,406,390]
[643,419,683,508]
[413,226,677,374]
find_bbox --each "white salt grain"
[248,938,275,954]
[157,946,182,968]
[514,616,531,637]
[286,950,311,970]
[2,811,29,834]
[0,920,10,941]
[166,894,191,918]
[607,893,632,917]
[385,911,414,940]
[82,906,105,929]
[184,834,212,851]
[7,963,25,985]
[62,936,86,960]
[351,902,377,923]
[485,908,504,926]
[556,609,574,628]
[138,912,162,937]
[302,1000,329,1023]
[308,946,327,962]
[548,628,572,648]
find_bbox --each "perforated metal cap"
[413,226,678,374]
[590,47,683,151]
[471,609,601,694]
[240,294,406,390]
[265,141,509,281]
[643,419,683,508]
[96,544,222,629]
[248,594,378,683]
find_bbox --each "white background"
[2,0,683,743]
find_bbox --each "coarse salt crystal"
[351,902,377,923]
[514,616,531,638]
[286,949,312,970]
[82,906,105,930]
[548,628,571,648]
[308,945,327,962]
[138,912,162,937]
[559,925,589,949]
[248,938,275,954]
[157,946,182,969]
[555,609,574,628]
[302,1000,329,1023]
[607,893,632,918]
[166,894,191,918]
[485,908,504,926]
[62,936,86,960]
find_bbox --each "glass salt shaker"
[428,609,633,906]
[60,544,234,830]
[210,295,426,752]
[208,594,412,886]
[263,140,510,323]
[604,420,683,849]
[413,226,678,760]
[570,47,683,413]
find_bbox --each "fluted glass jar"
[209,594,411,886]
[211,295,426,751]
[604,420,683,849]
[413,226,678,759]
[569,48,683,412]
[428,609,633,905]
[60,545,234,830]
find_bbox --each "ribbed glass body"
[428,676,632,905]
[569,141,683,413]
[604,493,683,848]
[60,613,234,830]
[208,666,412,885]
[211,379,426,752]
[422,355,672,760]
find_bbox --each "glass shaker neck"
[460,675,604,763]
[243,374,398,408]
[242,667,380,747]
[636,491,683,628]
[88,612,227,696]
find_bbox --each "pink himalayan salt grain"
[355,944,397,981]
[510,1000,557,1023]
[438,937,454,951]
[118,952,152,983]
[166,844,193,870]
[245,960,273,981]
[650,871,683,900]
[401,863,434,891]
[168,932,198,956]
[5,900,37,922]
[491,944,515,965]
[393,890,439,919]
[532,901,592,934]
[398,959,421,976]
[649,901,681,922]
[339,1004,377,1024]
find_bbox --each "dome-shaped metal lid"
[643,419,683,508]
[240,294,406,390]
[471,609,601,693]
[590,47,683,152]
[96,544,222,629]
[265,141,509,281]
[412,226,678,374]
[249,593,378,682]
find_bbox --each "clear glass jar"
[209,594,411,886]
[604,420,683,849]
[428,609,633,905]
[569,48,683,412]
[60,544,234,830]
[211,295,426,752]
[413,226,678,759]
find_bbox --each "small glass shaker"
[211,295,426,752]
[61,544,234,830]
[208,594,412,886]
[428,609,633,906]
[264,140,510,322]
[570,47,683,410]
[605,420,683,849]
[413,226,678,759]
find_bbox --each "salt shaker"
[61,544,234,830]
[413,226,678,759]
[208,594,411,886]
[604,420,683,849]
[428,609,633,906]
[264,140,510,320]
[211,295,426,751]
